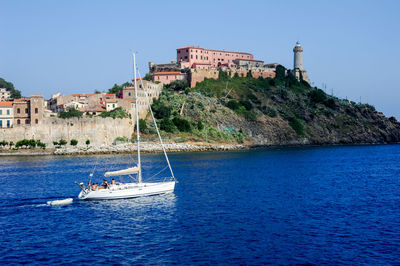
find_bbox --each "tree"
[108,82,130,97]
[152,99,171,119]
[59,139,67,146]
[166,80,188,91]
[160,118,176,133]
[86,139,90,146]
[70,139,78,146]
[139,119,147,133]
[0,78,22,99]
[58,108,83,118]
[275,65,286,81]
[172,117,191,132]
[143,73,152,81]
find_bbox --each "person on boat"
[111,178,116,185]
[92,183,98,190]
[102,179,109,189]
[88,180,91,189]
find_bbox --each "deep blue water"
[1,145,400,265]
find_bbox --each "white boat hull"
[78,181,175,200]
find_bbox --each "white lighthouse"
[292,41,309,83]
[293,41,303,70]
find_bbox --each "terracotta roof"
[0,101,13,107]
[105,93,115,96]
[193,63,212,65]
[153,71,182,75]
[177,46,201,50]
[71,93,87,97]
[79,106,106,112]
[14,98,30,102]
[120,99,135,103]
[106,99,117,103]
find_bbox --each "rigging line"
[148,165,169,180]
[137,69,176,181]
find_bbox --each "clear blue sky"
[1,0,399,118]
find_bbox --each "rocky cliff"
[146,69,400,146]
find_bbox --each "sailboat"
[77,53,177,200]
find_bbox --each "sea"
[0,144,400,265]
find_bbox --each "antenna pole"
[133,52,142,183]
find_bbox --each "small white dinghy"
[47,198,73,206]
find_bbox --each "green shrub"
[197,121,204,131]
[59,139,67,146]
[166,80,188,91]
[172,117,191,132]
[114,136,129,143]
[152,99,171,119]
[58,108,83,119]
[99,107,128,119]
[240,100,252,111]
[309,89,327,104]
[160,118,176,133]
[227,100,241,110]
[0,140,8,147]
[70,139,78,146]
[139,119,147,133]
[288,117,304,136]
[86,139,90,145]
[262,106,277,117]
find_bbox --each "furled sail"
[104,167,140,177]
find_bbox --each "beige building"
[0,88,11,101]
[12,95,44,126]
[13,98,31,125]
[105,99,118,112]
[0,101,14,128]
[30,94,44,125]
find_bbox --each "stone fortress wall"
[0,117,133,147]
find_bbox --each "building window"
[191,55,193,59]
[17,108,20,114]
[0,120,2,127]
[185,56,188,59]
[0,110,2,115]
[7,110,10,115]
[35,108,38,114]
[113,104,115,108]
[128,92,131,96]
[7,120,10,128]
[25,119,29,124]
[178,50,181,54]
[17,119,20,124]
[35,119,38,124]
[201,56,203,60]
[25,108,28,113]
[186,49,188,52]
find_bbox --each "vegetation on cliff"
[143,67,400,145]
[0,78,22,99]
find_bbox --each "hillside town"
[0,43,309,129]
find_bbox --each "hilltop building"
[292,42,310,84]
[149,46,277,88]
[0,88,11,101]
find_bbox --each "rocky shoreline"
[0,142,247,156]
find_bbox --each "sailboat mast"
[133,53,142,183]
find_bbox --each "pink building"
[176,46,254,70]
[152,71,187,85]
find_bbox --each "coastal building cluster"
[0,80,163,128]
[0,42,309,129]
[148,42,309,87]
